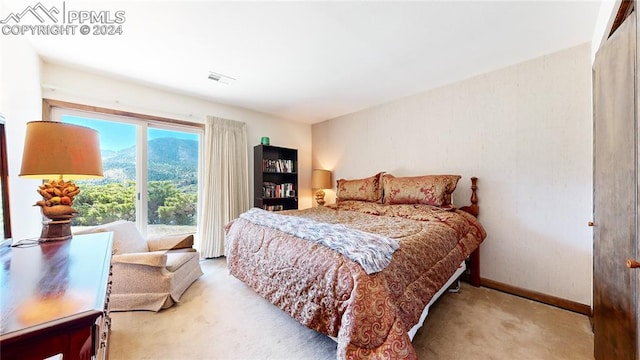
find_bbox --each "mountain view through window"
[63,115,200,237]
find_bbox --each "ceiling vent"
[208,71,235,85]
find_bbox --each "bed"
[225,173,486,359]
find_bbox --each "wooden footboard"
[459,177,481,287]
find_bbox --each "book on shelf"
[262,159,294,173]
[263,182,276,198]
[263,204,284,211]
[262,182,295,198]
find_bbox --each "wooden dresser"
[0,232,113,360]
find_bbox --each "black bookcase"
[254,145,298,211]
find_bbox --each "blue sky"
[63,115,198,151]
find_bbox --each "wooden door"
[592,6,639,360]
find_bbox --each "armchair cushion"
[112,251,168,267]
[166,252,197,272]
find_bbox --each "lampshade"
[19,121,103,179]
[312,169,332,189]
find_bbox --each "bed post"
[459,177,481,287]
[459,177,479,217]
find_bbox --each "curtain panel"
[197,116,250,258]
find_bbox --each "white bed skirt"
[407,261,466,340]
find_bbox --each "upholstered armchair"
[76,220,203,311]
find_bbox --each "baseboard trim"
[480,278,592,316]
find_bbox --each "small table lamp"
[19,121,103,241]
[312,169,332,206]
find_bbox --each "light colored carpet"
[109,258,594,360]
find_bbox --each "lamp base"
[315,190,326,206]
[40,219,72,242]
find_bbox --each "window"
[46,100,203,238]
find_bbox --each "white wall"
[0,35,45,240]
[312,43,593,305]
[40,63,313,211]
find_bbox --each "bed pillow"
[382,174,461,207]
[336,172,384,203]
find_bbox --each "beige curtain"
[197,116,250,258]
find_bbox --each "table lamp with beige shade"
[19,121,103,241]
[312,169,332,206]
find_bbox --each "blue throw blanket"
[239,208,399,274]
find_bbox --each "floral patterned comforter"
[225,202,486,359]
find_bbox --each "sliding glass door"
[55,108,201,237]
[145,127,199,237]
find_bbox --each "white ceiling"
[19,1,602,124]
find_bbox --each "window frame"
[43,99,204,236]
[0,116,11,239]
